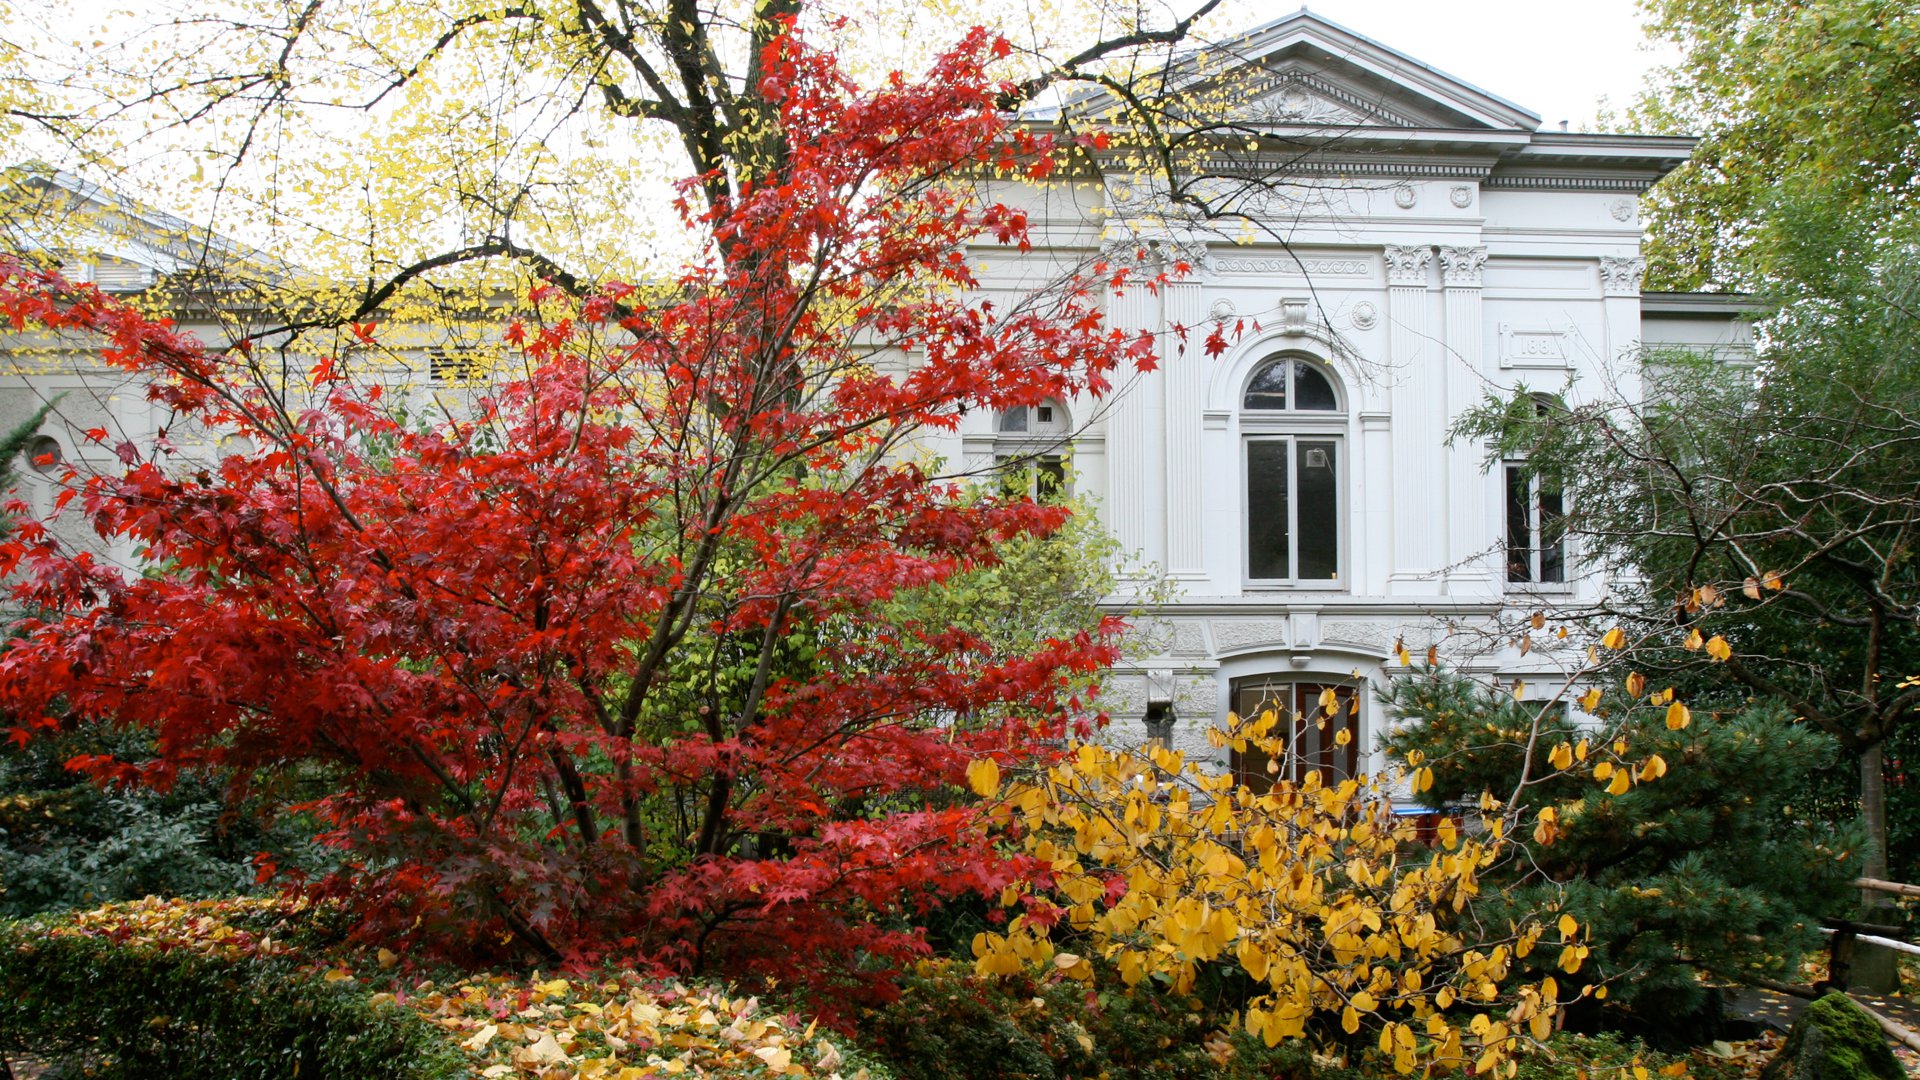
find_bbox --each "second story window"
[1505,464,1566,585]
[1242,356,1344,586]
[1505,396,1567,587]
[994,400,1071,501]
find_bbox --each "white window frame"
[992,400,1073,501]
[1239,356,1346,589]
[1503,462,1567,588]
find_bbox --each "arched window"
[1241,356,1344,584]
[1228,677,1362,791]
[994,400,1070,500]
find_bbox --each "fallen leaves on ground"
[28,897,867,1079]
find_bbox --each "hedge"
[0,912,468,1080]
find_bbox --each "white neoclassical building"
[1,13,1749,797]
[934,11,1749,788]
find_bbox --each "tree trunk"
[1852,741,1900,993]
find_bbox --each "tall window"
[995,400,1069,500]
[1505,396,1566,585]
[1228,679,1361,791]
[1242,356,1343,584]
[1505,464,1565,585]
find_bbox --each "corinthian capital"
[1383,244,1433,287]
[1599,255,1646,296]
[1438,245,1487,288]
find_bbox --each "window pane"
[1505,464,1533,583]
[998,406,1028,432]
[1293,361,1338,410]
[1539,486,1566,583]
[1246,440,1291,578]
[1296,440,1338,579]
[1243,362,1288,410]
[1036,457,1067,500]
[1232,682,1290,793]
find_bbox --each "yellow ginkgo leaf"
[1706,635,1732,662]
[1579,687,1602,712]
[1602,627,1627,650]
[1683,628,1703,650]
[1665,701,1690,730]
[1548,743,1573,771]
[1607,770,1631,796]
[1625,672,1646,698]
[1558,913,1577,937]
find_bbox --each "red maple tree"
[0,29,1161,990]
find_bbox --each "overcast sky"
[1208,0,1675,131]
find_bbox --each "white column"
[1163,260,1207,581]
[1359,412,1393,596]
[1106,265,1163,566]
[1385,244,1441,596]
[1599,256,1647,401]
[1440,245,1495,596]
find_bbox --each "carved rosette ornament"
[1438,245,1487,288]
[1383,244,1433,287]
[1598,255,1646,296]
[1349,301,1379,330]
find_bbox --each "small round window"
[25,435,61,474]
[1243,358,1338,412]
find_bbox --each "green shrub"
[0,917,467,1080]
[859,960,1363,1080]
[0,724,330,917]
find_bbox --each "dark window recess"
[1144,702,1174,746]
[1246,438,1338,581]
[1243,362,1289,411]
[999,405,1028,432]
[1505,464,1566,584]
[1292,360,1338,411]
[1228,681,1360,791]
[998,455,1068,501]
[430,352,485,382]
[1246,440,1291,579]
[1296,440,1338,579]
[1036,405,1053,424]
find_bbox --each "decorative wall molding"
[1099,233,1211,275]
[1448,185,1474,209]
[1598,255,1646,296]
[1349,301,1379,330]
[1392,184,1418,209]
[1438,245,1487,288]
[1383,244,1433,286]
[1212,255,1372,277]
[1496,322,1573,369]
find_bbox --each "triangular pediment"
[1226,64,1424,129]
[1040,9,1541,134]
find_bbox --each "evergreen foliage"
[1454,204,1920,884]
[1381,668,1863,1023]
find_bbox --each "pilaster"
[1600,256,1647,402]
[1163,264,1208,580]
[1385,244,1442,595]
[1439,244,1495,595]
[1106,256,1164,565]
